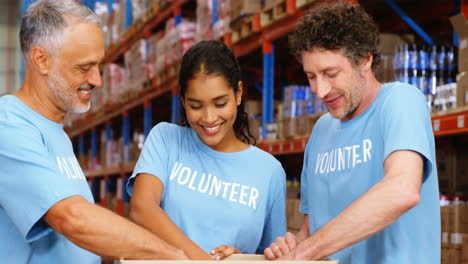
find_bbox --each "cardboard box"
[461,234,468,264]
[442,246,448,264]
[376,33,414,83]
[442,206,450,247]
[230,1,261,21]
[456,72,468,107]
[450,205,468,234]
[264,0,277,8]
[450,14,468,72]
[119,254,338,263]
[449,247,462,264]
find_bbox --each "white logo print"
[169,162,260,209]
[315,139,372,174]
[56,156,86,180]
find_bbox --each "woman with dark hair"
[126,40,286,260]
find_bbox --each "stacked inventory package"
[195,0,213,41]
[212,0,231,39]
[132,0,148,22]
[102,64,126,105]
[124,39,149,96]
[450,14,468,108]
[282,85,325,139]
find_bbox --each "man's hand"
[264,232,298,260]
[210,245,241,260]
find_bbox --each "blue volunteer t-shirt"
[127,122,286,254]
[301,82,440,264]
[0,95,99,264]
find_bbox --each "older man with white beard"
[0,0,188,263]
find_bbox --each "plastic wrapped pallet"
[102,63,126,105]
[132,0,148,22]
[196,0,213,41]
[212,0,231,39]
[124,39,149,95]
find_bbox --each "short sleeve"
[380,85,435,180]
[256,166,287,253]
[127,123,170,195]
[0,123,82,242]
[300,136,312,214]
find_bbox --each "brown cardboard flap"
[119,254,338,263]
[450,14,468,38]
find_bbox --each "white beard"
[47,69,91,114]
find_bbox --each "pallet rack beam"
[143,99,152,138]
[122,111,130,163]
[432,109,468,136]
[91,128,98,168]
[262,39,275,139]
[68,0,468,178]
[104,0,188,63]
[384,0,434,45]
[79,134,85,157]
[68,77,176,138]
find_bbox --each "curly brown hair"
[289,1,380,71]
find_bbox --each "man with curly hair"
[265,1,440,263]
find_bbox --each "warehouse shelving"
[65,0,468,175]
[84,162,135,178]
[432,107,468,136]
[68,77,176,138]
[103,0,189,63]
[55,0,468,221]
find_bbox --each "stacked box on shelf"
[147,31,164,80]
[282,85,325,139]
[106,137,121,168]
[131,0,149,22]
[433,83,457,112]
[94,1,111,48]
[196,0,213,41]
[124,39,149,99]
[151,30,167,84]
[244,100,262,142]
[195,0,233,41]
[230,0,261,22]
[133,131,145,162]
[451,12,468,108]
[212,0,231,40]
[393,41,457,111]
[165,18,196,77]
[375,33,413,84]
[120,136,135,164]
[102,64,126,106]
[441,195,450,263]
[443,196,468,264]
[113,0,128,42]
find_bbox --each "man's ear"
[30,46,52,75]
[236,81,243,106]
[361,54,373,71]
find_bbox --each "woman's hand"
[264,232,298,260]
[210,245,241,260]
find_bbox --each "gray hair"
[20,0,101,59]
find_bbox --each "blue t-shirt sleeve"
[127,123,170,195]
[380,84,435,180]
[300,134,313,215]
[0,123,80,242]
[256,165,287,253]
